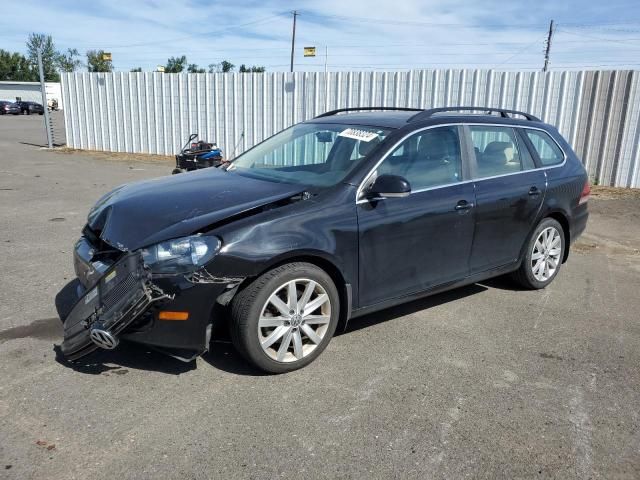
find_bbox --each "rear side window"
[525,129,564,166]
[469,126,533,178]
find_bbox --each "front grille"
[102,272,137,311]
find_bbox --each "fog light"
[158,311,189,321]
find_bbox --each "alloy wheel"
[531,226,562,282]
[258,278,332,363]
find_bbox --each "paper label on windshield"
[338,128,378,142]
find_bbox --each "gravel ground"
[1,114,639,479]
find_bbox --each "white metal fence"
[61,70,640,188]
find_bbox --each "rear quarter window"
[525,130,564,166]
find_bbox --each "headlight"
[141,235,221,273]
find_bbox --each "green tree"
[56,48,82,72]
[0,49,37,81]
[130,67,143,72]
[187,63,205,73]
[208,60,235,73]
[221,60,235,72]
[26,33,59,81]
[165,55,187,73]
[86,50,113,72]
[239,64,266,73]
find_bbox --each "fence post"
[37,49,54,148]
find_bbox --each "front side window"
[525,129,564,166]
[470,126,533,178]
[229,123,390,187]
[377,126,463,190]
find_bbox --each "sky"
[1,0,639,72]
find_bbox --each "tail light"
[578,180,591,205]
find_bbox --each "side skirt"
[349,262,519,320]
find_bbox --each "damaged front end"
[61,251,172,361]
[63,227,244,362]
[60,168,314,362]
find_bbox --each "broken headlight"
[140,235,221,274]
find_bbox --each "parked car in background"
[0,101,20,115]
[60,106,589,373]
[15,101,44,115]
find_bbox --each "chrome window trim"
[355,122,567,204]
[522,128,566,168]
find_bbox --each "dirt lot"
[1,114,639,479]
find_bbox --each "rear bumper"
[570,203,589,244]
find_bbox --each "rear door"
[357,126,475,307]
[465,125,546,273]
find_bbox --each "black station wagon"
[61,106,590,373]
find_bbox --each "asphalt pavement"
[1,114,639,479]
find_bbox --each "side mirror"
[367,174,411,198]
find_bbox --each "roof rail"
[314,107,424,118]
[408,106,540,123]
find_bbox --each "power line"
[490,34,548,70]
[88,13,287,50]
[300,12,640,30]
[301,11,547,29]
[556,29,640,44]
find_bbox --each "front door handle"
[455,200,474,211]
[528,186,541,196]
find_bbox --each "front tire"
[230,262,340,373]
[512,218,565,289]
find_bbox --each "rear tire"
[511,217,565,289]
[230,262,340,374]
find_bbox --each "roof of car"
[309,111,418,128]
[306,107,545,130]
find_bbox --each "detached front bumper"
[61,252,167,360]
[62,237,242,362]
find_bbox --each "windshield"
[228,123,391,187]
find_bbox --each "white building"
[0,81,63,109]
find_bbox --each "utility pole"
[37,49,53,149]
[290,10,298,72]
[543,19,554,73]
[324,45,328,74]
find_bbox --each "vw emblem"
[90,329,119,350]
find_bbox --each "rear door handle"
[455,200,474,211]
[528,186,541,196]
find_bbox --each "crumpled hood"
[87,168,303,251]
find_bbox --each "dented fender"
[205,186,360,305]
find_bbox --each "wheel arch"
[239,250,352,332]
[518,209,572,267]
[545,210,571,263]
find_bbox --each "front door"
[357,126,475,307]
